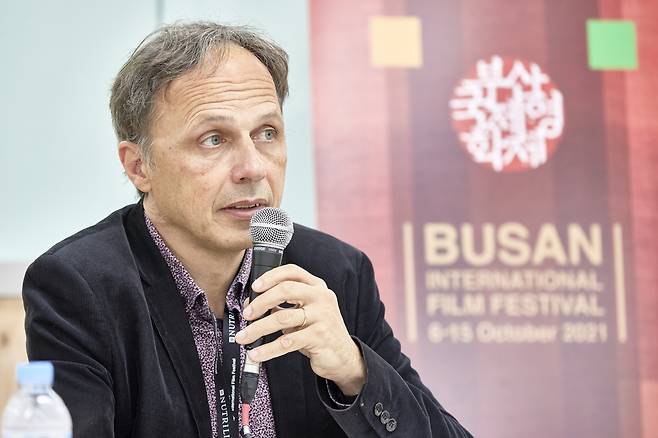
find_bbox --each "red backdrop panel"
[311,0,658,436]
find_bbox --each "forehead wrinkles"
[171,76,279,124]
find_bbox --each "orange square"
[369,16,423,68]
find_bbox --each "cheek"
[268,148,287,173]
[269,155,287,202]
[197,174,217,199]
[193,162,231,204]
[153,157,217,201]
[277,152,288,179]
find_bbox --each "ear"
[118,141,152,194]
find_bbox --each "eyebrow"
[190,111,283,130]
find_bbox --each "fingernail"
[243,306,253,318]
[235,330,246,342]
[252,279,263,291]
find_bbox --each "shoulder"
[28,204,139,283]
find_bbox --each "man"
[23,22,472,438]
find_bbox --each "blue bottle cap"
[17,361,54,386]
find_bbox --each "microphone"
[246,207,295,339]
[241,207,293,433]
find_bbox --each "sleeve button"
[380,410,390,424]
[374,402,384,417]
[386,418,397,432]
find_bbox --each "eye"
[200,134,223,148]
[253,128,278,142]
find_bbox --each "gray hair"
[109,21,289,194]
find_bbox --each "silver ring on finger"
[297,307,308,330]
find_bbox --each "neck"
[144,202,245,318]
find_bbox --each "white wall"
[0,0,316,296]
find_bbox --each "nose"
[231,137,267,184]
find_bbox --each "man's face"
[141,46,287,254]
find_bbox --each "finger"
[251,264,325,293]
[236,308,307,345]
[247,329,309,362]
[245,281,315,320]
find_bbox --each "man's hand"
[235,264,366,396]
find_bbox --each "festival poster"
[310,0,658,436]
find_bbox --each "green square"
[587,20,638,70]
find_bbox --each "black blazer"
[23,203,472,438]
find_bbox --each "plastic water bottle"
[1,362,72,438]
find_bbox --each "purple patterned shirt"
[145,214,277,438]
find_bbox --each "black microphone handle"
[246,245,283,350]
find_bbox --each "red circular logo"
[450,56,565,172]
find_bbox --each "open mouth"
[221,200,268,218]
[229,203,263,210]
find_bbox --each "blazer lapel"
[264,331,309,438]
[125,203,212,438]
[265,248,310,436]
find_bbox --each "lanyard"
[215,306,241,438]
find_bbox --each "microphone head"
[249,207,294,249]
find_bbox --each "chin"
[219,234,253,252]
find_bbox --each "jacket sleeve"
[23,253,115,438]
[316,252,473,437]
